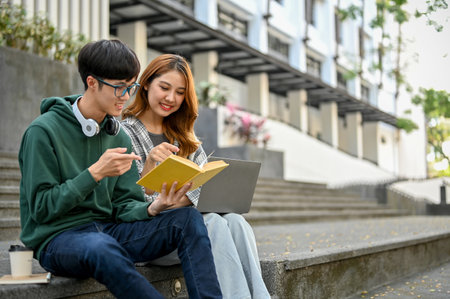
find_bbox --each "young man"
[18,39,222,299]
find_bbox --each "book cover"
[137,154,228,193]
[0,272,51,284]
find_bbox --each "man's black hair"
[78,39,141,90]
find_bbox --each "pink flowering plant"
[224,103,271,147]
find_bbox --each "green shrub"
[0,2,87,64]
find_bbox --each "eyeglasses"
[93,75,140,97]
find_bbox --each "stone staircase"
[0,152,20,241]
[245,177,407,225]
[1,151,450,298]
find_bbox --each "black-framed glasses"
[93,75,140,97]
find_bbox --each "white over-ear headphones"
[72,97,120,137]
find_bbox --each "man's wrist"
[88,165,102,182]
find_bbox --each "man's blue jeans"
[39,207,222,299]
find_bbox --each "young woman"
[121,54,270,299]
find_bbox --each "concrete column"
[69,0,80,34]
[58,0,69,32]
[320,101,339,147]
[195,0,218,28]
[346,112,363,158]
[89,0,100,40]
[80,0,91,38]
[363,122,379,164]
[246,73,270,116]
[47,0,58,24]
[22,0,34,12]
[35,0,47,14]
[288,89,308,133]
[192,51,219,86]
[99,0,109,39]
[117,21,148,69]
[248,0,268,53]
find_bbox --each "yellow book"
[136,154,229,193]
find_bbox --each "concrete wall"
[0,46,84,152]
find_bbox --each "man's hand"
[88,148,141,182]
[147,181,192,216]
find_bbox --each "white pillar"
[35,0,47,14]
[80,0,91,38]
[320,101,339,147]
[22,0,34,12]
[248,0,268,53]
[192,51,219,86]
[288,89,308,132]
[90,0,100,40]
[346,112,363,158]
[195,0,218,28]
[58,0,69,32]
[99,0,109,39]
[69,0,80,34]
[117,21,148,70]
[363,122,379,164]
[246,73,270,116]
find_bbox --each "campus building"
[8,0,428,185]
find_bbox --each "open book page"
[189,161,229,190]
[0,272,51,284]
[137,155,200,193]
[136,155,229,193]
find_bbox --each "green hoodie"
[18,95,150,260]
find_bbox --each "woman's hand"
[148,142,179,163]
[147,181,192,216]
[141,143,180,195]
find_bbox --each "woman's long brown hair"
[122,54,200,158]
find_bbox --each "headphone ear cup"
[105,116,120,136]
[73,97,100,137]
[82,119,100,137]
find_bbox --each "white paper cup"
[9,245,33,277]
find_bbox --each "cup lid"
[9,245,33,252]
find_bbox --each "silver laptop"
[196,157,261,214]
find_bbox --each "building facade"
[9,0,427,182]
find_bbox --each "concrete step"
[0,239,189,298]
[0,218,21,241]
[1,216,448,298]
[254,216,450,298]
[250,201,389,212]
[255,185,361,198]
[257,177,327,189]
[244,209,408,225]
[0,201,19,218]
[347,260,450,298]
[253,193,368,203]
[0,186,19,201]
[0,172,21,186]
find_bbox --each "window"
[335,8,343,45]
[359,27,365,59]
[306,55,322,78]
[218,5,248,39]
[337,71,347,90]
[361,83,370,102]
[268,33,290,60]
[305,0,316,26]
